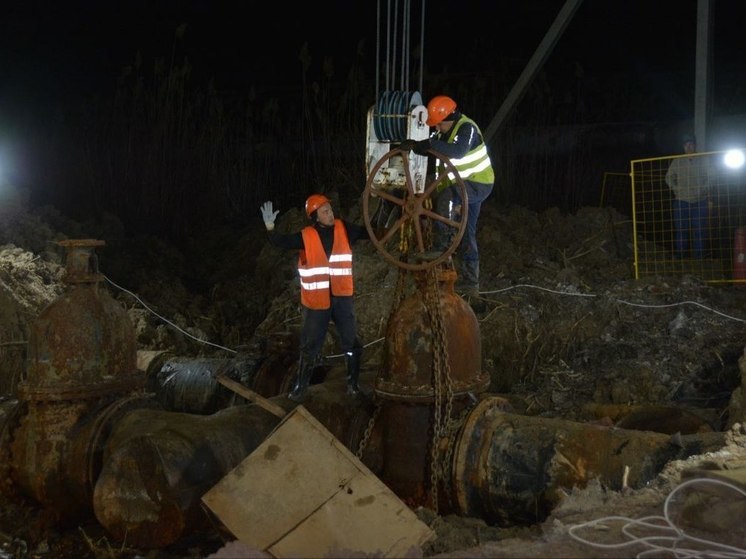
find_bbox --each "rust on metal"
[57,239,105,284]
[2,238,733,553]
[378,403,433,507]
[20,240,140,400]
[92,383,376,548]
[376,268,488,401]
[451,396,727,526]
[5,240,147,518]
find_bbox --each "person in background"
[260,195,369,401]
[401,95,495,301]
[665,133,712,259]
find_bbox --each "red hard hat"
[305,194,331,217]
[426,95,457,126]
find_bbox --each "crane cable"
[375,0,426,109]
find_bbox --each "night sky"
[4,1,744,113]
[1,0,745,215]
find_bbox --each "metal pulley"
[371,90,424,142]
[365,90,429,193]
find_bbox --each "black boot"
[288,353,314,402]
[345,348,362,396]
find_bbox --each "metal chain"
[433,274,455,432]
[399,216,410,254]
[355,399,382,459]
[423,197,434,250]
[389,195,455,511]
[422,267,457,512]
[401,195,434,258]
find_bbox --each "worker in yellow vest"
[402,95,494,301]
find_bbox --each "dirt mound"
[1,198,746,558]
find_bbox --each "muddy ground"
[1,192,746,558]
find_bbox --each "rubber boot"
[288,353,314,402]
[345,348,362,396]
[458,259,480,292]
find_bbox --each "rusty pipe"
[449,396,727,525]
[376,269,489,401]
[90,383,727,549]
[3,240,149,518]
[92,379,376,548]
[93,404,282,548]
[21,240,141,400]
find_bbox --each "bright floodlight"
[724,149,745,169]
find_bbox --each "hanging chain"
[375,193,456,511]
[355,399,382,459]
[400,195,434,259]
[399,216,411,254]
[422,266,456,512]
[423,196,433,250]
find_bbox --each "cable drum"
[372,91,388,141]
[373,90,423,142]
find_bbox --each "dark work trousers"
[299,295,360,363]
[435,180,494,288]
[673,198,708,258]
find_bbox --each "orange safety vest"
[298,220,354,309]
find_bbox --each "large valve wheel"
[363,147,468,271]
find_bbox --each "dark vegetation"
[21,24,708,245]
[3,14,746,558]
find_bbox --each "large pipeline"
[0,240,151,522]
[92,379,377,547]
[451,396,726,525]
[0,245,730,550]
[85,382,725,548]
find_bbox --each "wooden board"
[201,405,434,558]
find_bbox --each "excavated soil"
[1,195,746,558]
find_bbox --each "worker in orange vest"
[260,194,369,401]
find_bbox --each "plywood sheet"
[202,405,433,558]
[268,470,431,557]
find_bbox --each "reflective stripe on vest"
[437,116,495,187]
[298,220,354,309]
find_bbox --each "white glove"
[260,201,279,231]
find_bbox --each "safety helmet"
[426,95,457,126]
[305,193,331,217]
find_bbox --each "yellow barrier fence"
[631,150,746,283]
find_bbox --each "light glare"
[724,149,745,169]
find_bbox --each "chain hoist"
[422,266,457,512]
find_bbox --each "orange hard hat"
[305,193,331,217]
[426,95,457,126]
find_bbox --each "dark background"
[1,0,745,240]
